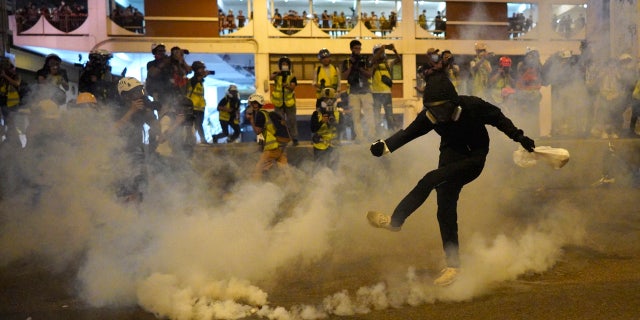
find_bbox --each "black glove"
[517,135,536,152]
[370,139,389,157]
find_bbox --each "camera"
[352,54,367,68]
[280,71,290,77]
[207,70,216,75]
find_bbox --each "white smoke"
[0,100,591,320]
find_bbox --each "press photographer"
[78,49,119,102]
[371,43,401,132]
[341,39,374,142]
[310,87,341,170]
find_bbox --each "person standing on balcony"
[270,56,299,146]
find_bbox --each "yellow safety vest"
[371,62,392,93]
[187,79,206,112]
[1,83,20,108]
[271,73,296,108]
[312,110,340,150]
[315,65,339,98]
[218,98,239,124]
[260,109,280,151]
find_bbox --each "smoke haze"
[0,103,595,320]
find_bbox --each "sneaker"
[366,211,401,232]
[226,137,236,143]
[292,139,299,146]
[433,267,459,287]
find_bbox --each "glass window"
[507,3,538,39]
[551,4,587,38]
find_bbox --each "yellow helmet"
[76,92,97,104]
[474,42,487,51]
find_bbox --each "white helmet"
[248,93,264,105]
[117,77,143,95]
[373,43,384,55]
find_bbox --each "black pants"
[391,148,486,267]
[213,120,240,142]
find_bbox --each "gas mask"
[425,101,462,124]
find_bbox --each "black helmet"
[191,60,206,70]
[278,56,291,70]
[318,48,331,59]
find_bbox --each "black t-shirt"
[146,58,172,94]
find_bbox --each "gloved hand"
[517,135,535,152]
[370,139,390,157]
[256,133,265,145]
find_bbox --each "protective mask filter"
[425,102,461,124]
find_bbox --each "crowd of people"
[2,38,640,287]
[14,1,88,33]
[110,4,144,34]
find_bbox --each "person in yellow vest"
[212,84,241,143]
[313,48,341,110]
[371,43,400,133]
[488,56,515,110]
[270,56,299,146]
[469,42,493,100]
[186,61,211,144]
[311,88,341,170]
[418,10,427,30]
[246,93,291,180]
[0,58,24,147]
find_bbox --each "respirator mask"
[425,100,462,124]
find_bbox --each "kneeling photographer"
[310,88,341,171]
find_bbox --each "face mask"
[425,101,462,124]
[281,65,290,72]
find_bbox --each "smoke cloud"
[0,102,593,320]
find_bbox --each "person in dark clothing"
[212,84,241,143]
[367,54,536,287]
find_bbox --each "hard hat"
[262,102,275,110]
[191,60,206,70]
[151,43,166,54]
[117,77,143,95]
[318,48,331,59]
[76,92,97,104]
[322,87,337,99]
[499,56,512,67]
[228,84,238,92]
[248,93,264,105]
[278,56,291,69]
[474,42,487,51]
[89,49,112,59]
[373,43,384,55]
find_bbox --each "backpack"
[261,110,291,143]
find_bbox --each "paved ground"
[1,139,639,320]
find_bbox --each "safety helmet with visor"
[318,48,331,60]
[118,77,145,100]
[248,93,265,106]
